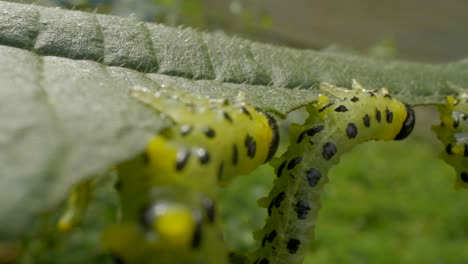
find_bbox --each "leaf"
[2,1,468,105]
[0,46,164,239]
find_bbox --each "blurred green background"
[5,0,468,263]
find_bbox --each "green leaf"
[2,1,468,105]
[0,46,166,239]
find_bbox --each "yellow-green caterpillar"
[59,86,279,264]
[250,81,415,264]
[432,93,468,189]
[127,86,279,191]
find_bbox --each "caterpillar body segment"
[250,81,415,264]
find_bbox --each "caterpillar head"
[394,103,416,140]
[102,186,217,264]
[320,81,416,140]
[139,202,202,248]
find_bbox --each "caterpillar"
[250,80,415,264]
[432,93,468,189]
[60,85,280,264]
[127,86,279,191]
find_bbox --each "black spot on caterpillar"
[286,239,301,254]
[294,199,311,220]
[251,81,415,264]
[203,127,216,138]
[273,192,286,208]
[433,93,468,189]
[287,157,303,170]
[334,105,349,112]
[346,123,358,138]
[276,161,287,178]
[267,230,277,243]
[375,108,382,122]
[322,142,338,160]
[203,198,216,223]
[176,148,191,171]
[261,230,278,248]
[245,135,257,158]
[446,143,453,155]
[386,108,394,123]
[305,168,321,187]
[363,114,371,128]
[194,147,211,164]
[462,172,468,182]
[296,125,324,144]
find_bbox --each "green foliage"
[310,141,468,264]
[0,46,169,240]
[153,0,206,28]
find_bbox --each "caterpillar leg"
[249,82,415,264]
[432,94,468,189]
[57,180,93,232]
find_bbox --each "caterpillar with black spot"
[59,85,280,264]
[432,92,468,189]
[127,86,279,190]
[250,80,415,264]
